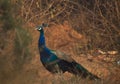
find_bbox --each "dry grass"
[0,0,120,84]
[13,0,120,51]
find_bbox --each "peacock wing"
[51,50,74,62]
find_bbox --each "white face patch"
[38,27,42,30]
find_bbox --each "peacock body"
[36,23,100,80]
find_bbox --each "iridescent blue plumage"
[36,23,100,80]
[38,29,45,47]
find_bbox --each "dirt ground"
[1,22,120,84]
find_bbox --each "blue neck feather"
[38,29,46,48]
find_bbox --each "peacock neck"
[38,29,46,48]
[40,29,44,37]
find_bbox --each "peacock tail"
[73,62,100,80]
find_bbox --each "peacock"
[36,23,100,80]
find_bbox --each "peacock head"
[35,23,48,31]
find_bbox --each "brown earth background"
[0,0,120,84]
